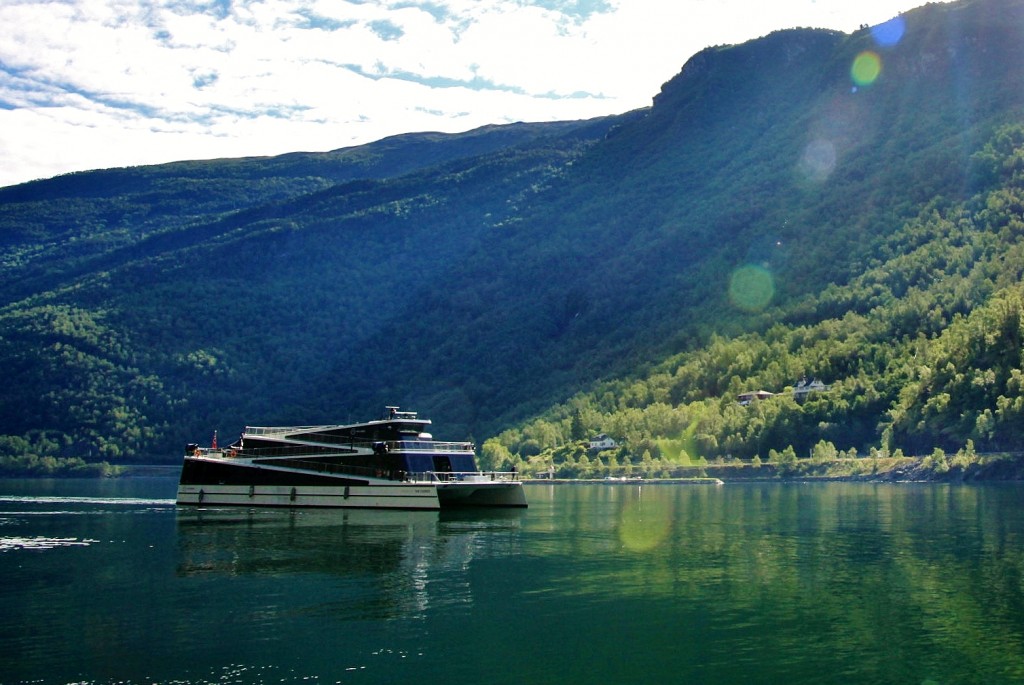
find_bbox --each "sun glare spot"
[729,265,775,312]
[851,51,882,86]
[799,138,836,182]
[619,496,672,553]
[871,16,906,47]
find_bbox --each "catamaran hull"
[176,481,528,510]
[436,481,529,508]
[176,482,443,510]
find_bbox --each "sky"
[0,0,950,188]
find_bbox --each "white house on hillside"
[589,433,618,452]
[793,378,830,402]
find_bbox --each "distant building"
[589,433,618,452]
[793,377,830,402]
[737,390,774,406]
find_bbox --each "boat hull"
[176,480,528,511]
[176,482,444,510]
[436,480,529,508]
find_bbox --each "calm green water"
[2,478,1024,685]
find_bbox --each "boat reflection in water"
[175,505,525,620]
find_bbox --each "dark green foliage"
[498,123,1024,473]
[3,0,1024,473]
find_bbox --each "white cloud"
[0,0,949,188]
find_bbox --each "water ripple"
[0,495,175,507]
[0,535,99,551]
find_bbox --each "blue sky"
[0,0,947,187]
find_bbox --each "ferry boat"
[176,407,527,510]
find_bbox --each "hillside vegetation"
[484,124,1024,476]
[2,0,1024,476]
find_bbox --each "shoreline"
[526,452,1024,484]
[6,453,1024,483]
[529,477,724,485]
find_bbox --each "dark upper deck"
[235,407,449,451]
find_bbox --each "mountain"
[2,0,1024,471]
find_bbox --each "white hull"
[177,482,441,510]
[176,480,527,511]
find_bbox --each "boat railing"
[186,448,506,483]
[407,471,521,484]
[191,445,355,459]
[191,439,473,456]
[244,425,334,437]
[249,438,474,454]
[214,435,474,453]
[390,440,474,454]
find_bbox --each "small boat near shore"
[176,407,527,510]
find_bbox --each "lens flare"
[851,51,882,86]
[799,139,837,182]
[871,16,906,47]
[729,265,775,312]
[619,495,672,553]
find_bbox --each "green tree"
[811,439,838,464]
[480,438,512,471]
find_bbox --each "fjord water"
[2,479,1024,685]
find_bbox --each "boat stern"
[435,475,528,508]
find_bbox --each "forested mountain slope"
[2,0,1024,471]
[488,124,1024,473]
[0,117,630,463]
[0,117,629,306]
